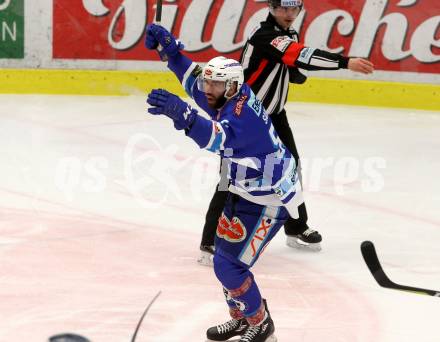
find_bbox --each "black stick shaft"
[131,291,162,342]
[156,0,163,23]
[154,0,168,61]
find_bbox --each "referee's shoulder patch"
[270,36,293,53]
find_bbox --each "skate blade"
[206,335,276,342]
[197,251,214,267]
[266,334,277,342]
[286,238,322,252]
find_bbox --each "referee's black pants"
[200,109,309,247]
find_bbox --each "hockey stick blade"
[361,241,440,298]
[49,333,90,342]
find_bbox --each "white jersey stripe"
[256,64,280,103]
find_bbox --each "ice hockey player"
[146,23,306,342]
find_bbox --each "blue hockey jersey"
[166,53,304,218]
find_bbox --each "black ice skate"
[206,318,249,341]
[238,312,277,342]
[198,245,215,266]
[286,228,322,251]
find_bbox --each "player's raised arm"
[146,88,246,155]
[145,24,215,116]
[145,24,189,83]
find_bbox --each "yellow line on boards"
[0,69,438,111]
[289,78,440,111]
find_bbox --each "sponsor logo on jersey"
[234,95,248,116]
[239,217,273,265]
[214,122,222,134]
[250,218,272,257]
[270,35,292,53]
[248,93,268,123]
[217,214,247,243]
[251,98,262,115]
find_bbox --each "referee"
[198,0,374,265]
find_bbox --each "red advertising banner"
[53,0,439,73]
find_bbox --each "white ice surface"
[0,95,439,341]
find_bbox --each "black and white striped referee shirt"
[240,13,349,115]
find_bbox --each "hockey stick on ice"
[131,291,162,342]
[48,291,162,342]
[361,241,440,298]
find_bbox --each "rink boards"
[0,69,439,111]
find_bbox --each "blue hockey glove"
[145,24,159,50]
[147,89,197,130]
[145,24,184,59]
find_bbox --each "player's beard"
[207,93,227,109]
